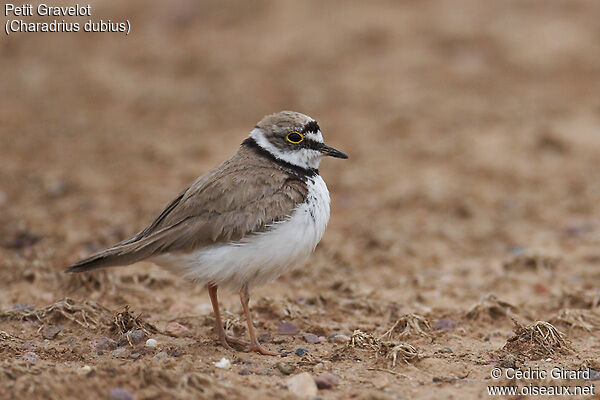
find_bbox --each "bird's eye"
[285,132,304,144]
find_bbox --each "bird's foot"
[218,335,248,350]
[248,343,278,356]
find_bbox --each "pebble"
[303,333,320,344]
[286,372,318,398]
[258,332,274,344]
[80,365,92,374]
[111,348,130,358]
[214,357,231,370]
[278,321,299,335]
[42,326,61,340]
[93,337,117,351]
[295,347,309,356]
[588,369,600,381]
[165,322,189,337]
[22,352,38,363]
[433,318,456,331]
[313,373,339,389]
[145,338,158,348]
[126,330,146,345]
[109,387,133,400]
[239,368,251,376]
[328,333,350,344]
[276,362,296,375]
[154,351,169,360]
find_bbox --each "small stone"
[258,332,274,344]
[145,338,158,348]
[80,365,92,374]
[127,329,146,345]
[441,347,453,353]
[276,362,296,375]
[154,351,169,360]
[109,387,133,400]
[286,372,318,398]
[433,318,456,331]
[295,347,309,356]
[22,352,38,363]
[313,373,339,389]
[328,333,350,344]
[214,357,231,370]
[165,322,189,337]
[303,333,320,344]
[42,326,61,340]
[91,337,117,352]
[129,346,148,359]
[239,368,251,376]
[588,369,600,381]
[278,322,299,335]
[111,348,130,358]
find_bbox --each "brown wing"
[66,145,308,272]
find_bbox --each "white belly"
[152,176,330,291]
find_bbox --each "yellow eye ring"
[286,131,304,144]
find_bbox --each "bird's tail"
[65,242,145,273]
[65,227,163,273]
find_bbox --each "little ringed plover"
[67,111,348,355]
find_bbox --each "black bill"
[320,144,348,159]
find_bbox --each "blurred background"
[1,1,600,398]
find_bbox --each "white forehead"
[303,130,323,143]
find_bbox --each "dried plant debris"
[222,311,246,337]
[349,329,381,351]
[466,294,517,320]
[112,305,157,335]
[383,343,419,367]
[555,290,600,310]
[380,313,432,339]
[503,252,561,271]
[0,298,112,330]
[333,330,419,367]
[503,320,572,360]
[551,309,600,332]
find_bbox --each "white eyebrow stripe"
[304,131,323,143]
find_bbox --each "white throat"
[250,128,323,170]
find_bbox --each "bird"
[66,111,348,355]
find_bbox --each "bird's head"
[250,111,348,170]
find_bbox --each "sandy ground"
[2,1,600,399]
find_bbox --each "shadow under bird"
[66,111,348,355]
